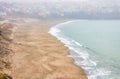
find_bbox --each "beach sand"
[11,18,87,79]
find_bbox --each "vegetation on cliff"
[0,23,13,79]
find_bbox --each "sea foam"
[49,21,112,79]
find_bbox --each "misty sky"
[0,0,81,3]
[0,0,120,8]
[0,0,119,4]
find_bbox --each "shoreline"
[49,21,89,78]
[11,18,87,79]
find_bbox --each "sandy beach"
[10,18,87,79]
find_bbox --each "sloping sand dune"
[11,18,87,79]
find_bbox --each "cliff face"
[0,22,13,79]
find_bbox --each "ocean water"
[49,20,120,79]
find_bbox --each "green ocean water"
[49,20,120,79]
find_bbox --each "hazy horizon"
[0,0,120,19]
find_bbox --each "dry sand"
[10,18,87,79]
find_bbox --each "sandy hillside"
[11,18,87,79]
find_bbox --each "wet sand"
[11,18,87,79]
